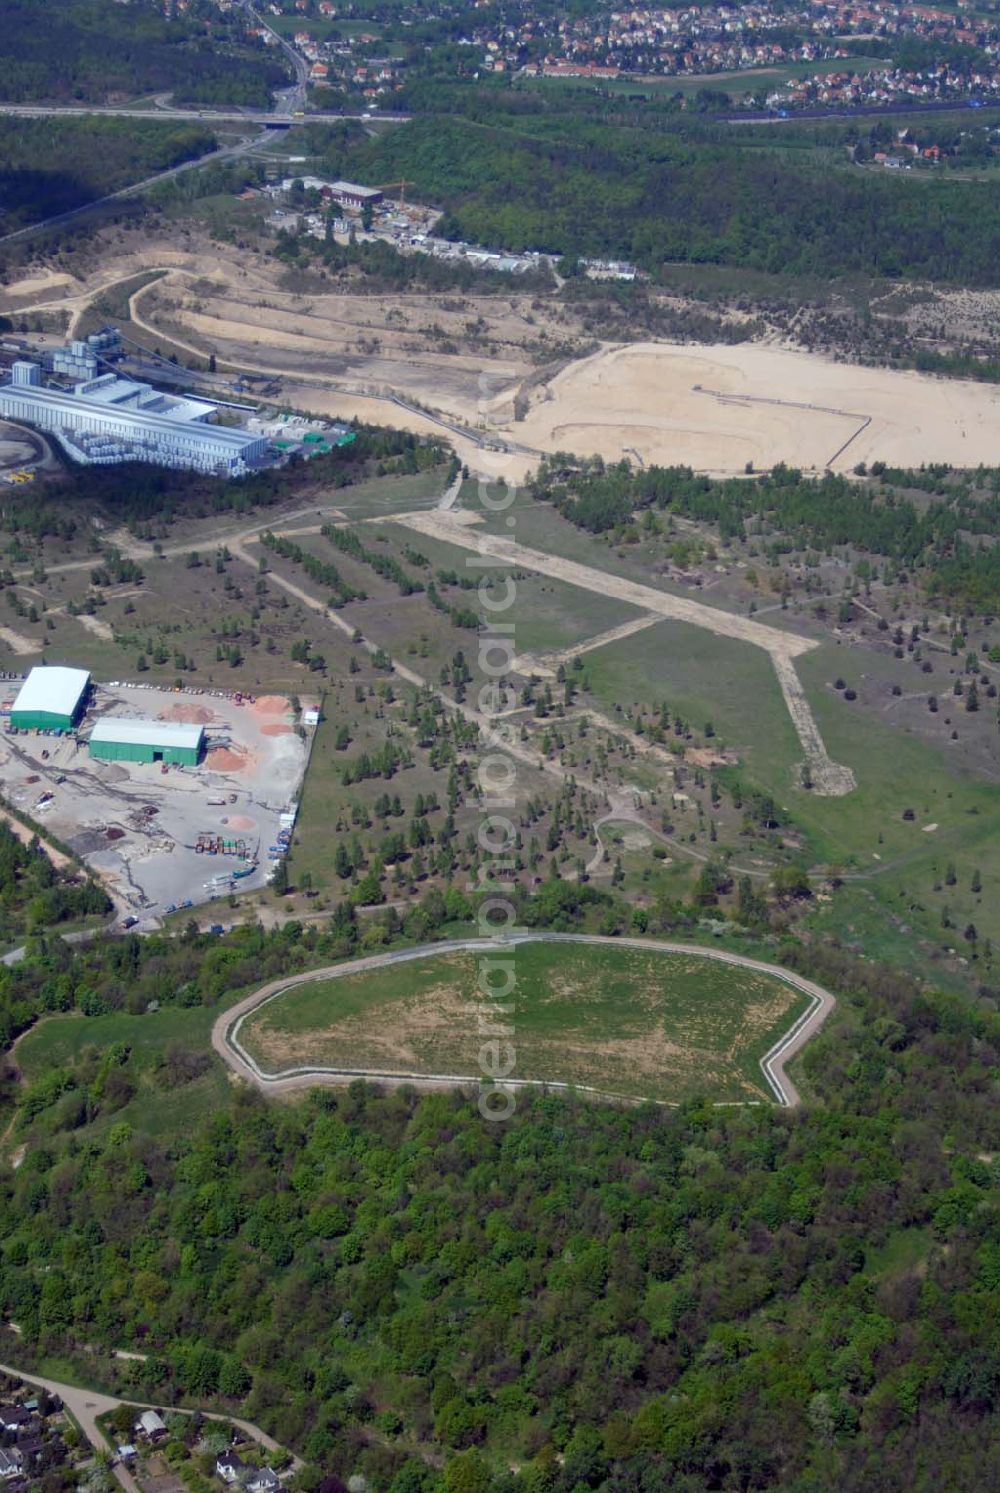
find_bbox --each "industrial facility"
[88,718,205,767]
[278,176,383,210]
[10,666,90,732]
[0,361,269,475]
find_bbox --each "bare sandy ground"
[0,626,37,656]
[398,509,857,795]
[499,342,1000,473]
[9,243,1000,482]
[278,385,536,482]
[0,269,77,300]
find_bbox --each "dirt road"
[214,931,834,1107]
[513,611,664,675]
[395,510,857,797]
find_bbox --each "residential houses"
[252,0,1000,113]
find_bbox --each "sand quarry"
[495,342,1000,474]
[6,241,1000,475]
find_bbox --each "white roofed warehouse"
[0,367,268,475]
[10,666,90,732]
[89,718,204,767]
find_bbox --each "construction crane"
[379,178,411,207]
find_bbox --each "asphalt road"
[215,931,836,1108]
[243,0,309,116]
[0,103,408,126]
[0,129,273,248]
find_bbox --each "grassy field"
[238,939,809,1102]
[0,470,446,692]
[378,518,642,655]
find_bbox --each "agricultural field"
[236,938,810,1103]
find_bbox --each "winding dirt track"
[212,932,836,1108]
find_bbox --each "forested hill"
[0,117,219,232]
[0,0,289,107]
[0,914,998,1491]
[308,107,1000,285]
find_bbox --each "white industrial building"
[0,363,268,475]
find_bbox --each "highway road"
[0,103,408,126]
[0,127,274,248]
[243,0,309,116]
[215,931,837,1108]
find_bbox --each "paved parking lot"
[0,683,313,924]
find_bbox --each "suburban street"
[0,1360,303,1484]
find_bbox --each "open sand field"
[497,342,1000,474]
[0,269,77,301]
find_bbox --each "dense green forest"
[0,0,288,106]
[532,460,1000,611]
[0,907,997,1492]
[307,102,1000,284]
[0,819,109,947]
[0,117,218,230]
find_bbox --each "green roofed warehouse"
[88,718,204,767]
[10,666,90,731]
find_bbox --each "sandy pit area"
[207,746,250,772]
[252,695,290,716]
[163,703,215,724]
[499,342,1000,474]
[225,814,257,832]
[0,626,38,656]
[74,614,114,642]
[278,386,536,484]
